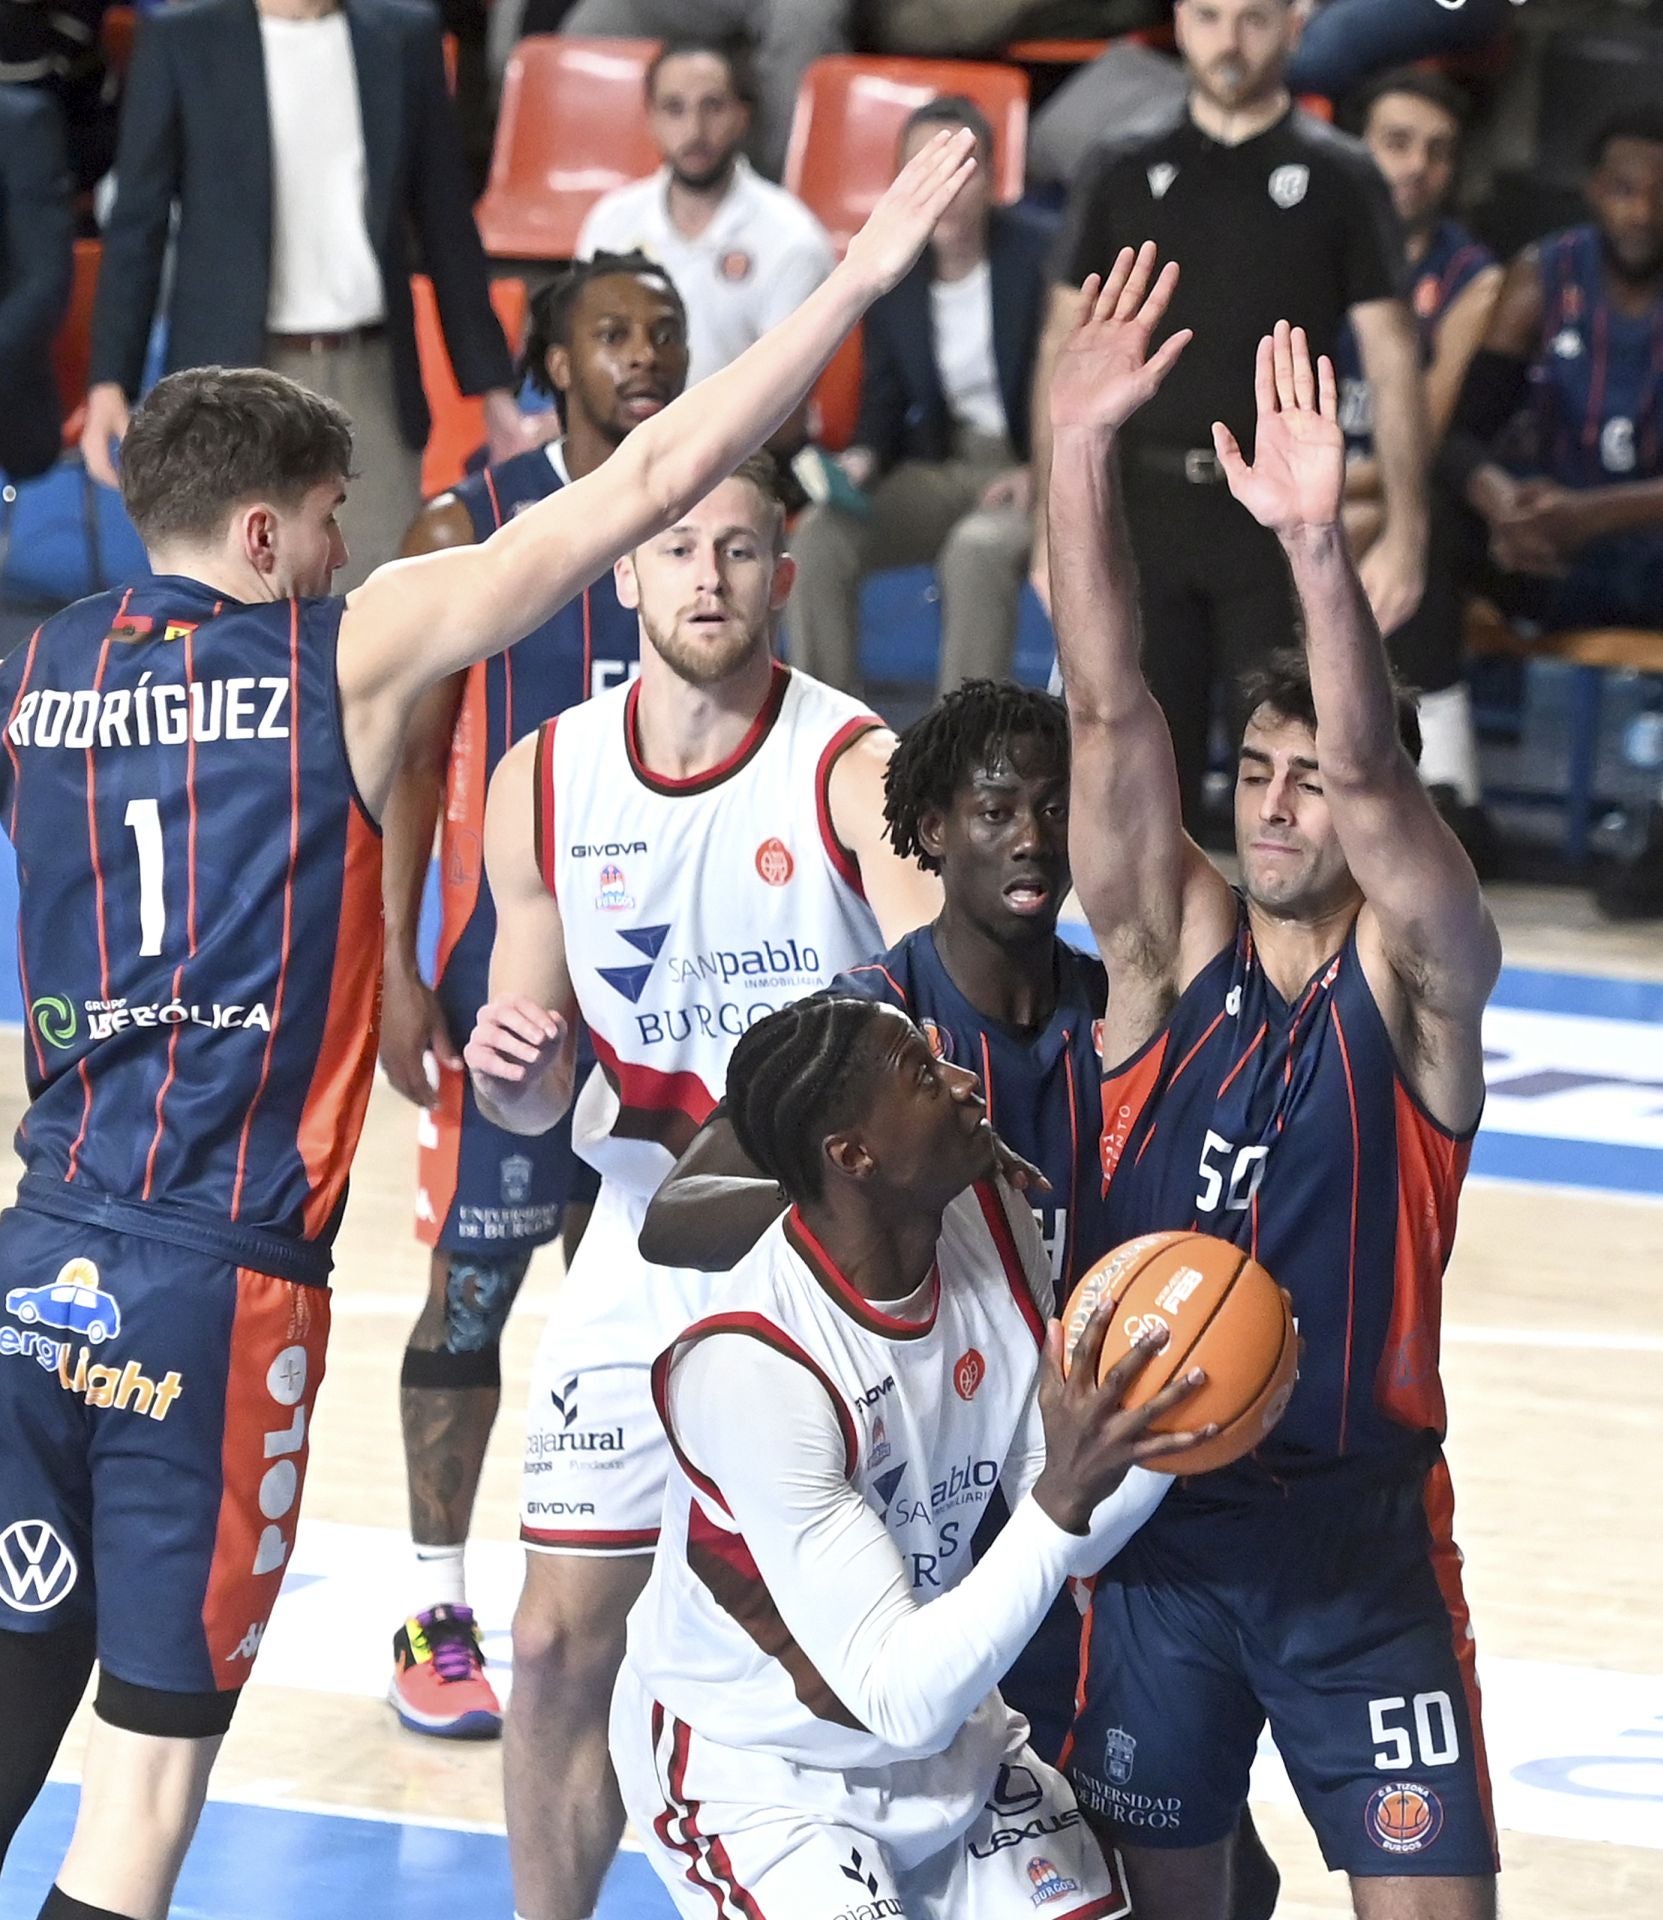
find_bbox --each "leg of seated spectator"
[936,501,1032,692]
[745,0,854,180]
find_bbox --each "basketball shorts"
[0,1206,328,1695]
[415,953,598,1258]
[613,1665,1131,1920]
[519,1179,712,1555]
[1064,1449,1498,1878]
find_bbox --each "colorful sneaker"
[388,1604,502,1739]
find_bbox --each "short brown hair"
[121,366,354,547]
[726,450,786,554]
[1239,646,1422,764]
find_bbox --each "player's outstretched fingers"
[1115,240,1159,321]
[1131,1419,1222,1465]
[1290,326,1316,412]
[1146,324,1193,385]
[1272,319,1297,411]
[1092,1318,1172,1407]
[991,1133,1052,1193]
[1254,332,1277,418]
[1092,248,1135,323]
[1316,352,1339,422]
[1138,258,1181,335]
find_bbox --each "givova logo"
[31,996,76,1048]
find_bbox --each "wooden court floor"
[13,881,1663,1918]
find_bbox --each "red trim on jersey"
[1329,1002,1363,1455]
[1062,1035,1080,1293]
[979,1030,996,1129]
[1099,1032,1169,1191]
[520,1523,660,1551]
[974,1180,1046,1349]
[580,584,593,708]
[297,804,383,1235]
[589,1028,717,1134]
[1168,1010,1225,1091]
[1374,1080,1466,1435]
[651,1310,860,1486]
[415,1050,464,1251]
[1217,1020,1267,1099]
[625,658,789,796]
[814,715,882,899]
[67,614,120,1183]
[231,599,302,1219]
[533,718,558,896]
[1055,1575,1097,1774]
[839,960,909,1006]
[5,625,45,1080]
[434,665,488,987]
[786,1208,940,1339]
[1420,1457,1499,1863]
[481,466,504,529]
[502,644,515,761]
[1585,302,1610,453]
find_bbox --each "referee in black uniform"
[1034,0,1429,829]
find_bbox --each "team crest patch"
[1601,416,1637,474]
[596,864,635,912]
[1412,273,1441,320]
[1026,1857,1081,1906]
[1551,326,1583,360]
[1147,162,1177,200]
[500,1155,532,1205]
[1365,1782,1444,1855]
[1268,164,1308,209]
[1103,1725,1137,1785]
[755,836,794,886]
[953,1349,986,1401]
[869,1416,891,1470]
[718,249,754,282]
[920,1019,953,1062]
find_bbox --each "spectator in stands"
[1337,66,1502,849]
[1033,0,1427,832]
[0,0,116,197]
[787,96,1050,694]
[79,0,534,587]
[513,0,849,181]
[0,84,74,483]
[1434,107,1663,914]
[1287,0,1510,106]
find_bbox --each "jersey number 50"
[1194,1131,1268,1214]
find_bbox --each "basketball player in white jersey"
[610,991,1213,1918]
[466,455,944,1920]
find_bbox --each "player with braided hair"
[613,992,1213,1919]
[377,249,694,1737]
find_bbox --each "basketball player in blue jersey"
[1047,246,1501,1920]
[0,127,978,1920]
[379,255,690,1738]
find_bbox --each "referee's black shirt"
[1055,106,1403,454]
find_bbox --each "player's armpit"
[824,727,942,942]
[637,1108,786,1271]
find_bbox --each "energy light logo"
[31,996,76,1048]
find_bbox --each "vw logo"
[0,1519,79,1612]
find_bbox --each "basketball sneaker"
[388,1604,502,1738]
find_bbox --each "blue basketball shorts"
[1063,1450,1498,1878]
[0,1206,328,1695]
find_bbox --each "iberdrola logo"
[31,996,77,1048]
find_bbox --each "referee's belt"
[1129,442,1227,485]
[267,322,387,354]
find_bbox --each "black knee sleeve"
[39,1889,142,1919]
[94,1670,239,1740]
[0,1622,96,1865]
[401,1251,531,1390]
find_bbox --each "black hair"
[726,995,894,1204]
[519,252,687,403]
[899,93,994,163]
[1349,65,1471,137]
[1588,102,1663,170]
[884,680,1070,872]
[645,34,756,108]
[1238,647,1422,764]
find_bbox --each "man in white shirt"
[613,991,1212,1919]
[787,98,1055,694]
[576,37,836,398]
[81,0,538,586]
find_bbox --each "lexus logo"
[0,1519,78,1612]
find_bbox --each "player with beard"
[1050,246,1500,1920]
[464,456,944,1920]
[378,254,691,1738]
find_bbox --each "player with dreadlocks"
[615,992,1213,1920]
[379,251,690,1738]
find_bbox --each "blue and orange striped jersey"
[0,578,382,1284]
[433,444,639,995]
[833,926,1112,1311]
[1529,225,1663,488]
[1097,902,1473,1469]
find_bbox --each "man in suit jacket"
[80,0,534,583]
[787,96,1053,693]
[0,85,73,483]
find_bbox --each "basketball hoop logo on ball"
[1365,1783,1444,1855]
[920,1019,953,1062]
[755,837,795,887]
[954,1349,986,1401]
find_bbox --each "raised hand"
[1048,242,1193,437]
[1213,320,1346,537]
[841,127,979,299]
[464,996,566,1095]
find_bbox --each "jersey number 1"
[124,797,165,957]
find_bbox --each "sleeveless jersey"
[632,1179,1048,1769]
[434,443,639,995]
[1336,219,1496,456]
[1530,225,1663,488]
[833,927,1111,1309]
[1097,902,1472,1470]
[538,662,885,1196]
[0,580,383,1283]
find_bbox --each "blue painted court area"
[7,1783,674,1920]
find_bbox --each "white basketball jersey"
[626,1179,1049,1770]
[537,662,886,1196]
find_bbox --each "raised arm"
[336,131,977,816]
[635,1107,785,1270]
[1348,298,1430,636]
[824,728,943,943]
[1046,246,1233,1052]
[1213,323,1500,1131]
[462,733,578,1136]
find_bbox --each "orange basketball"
[1060,1230,1297,1475]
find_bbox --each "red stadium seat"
[783,57,1029,257]
[413,273,529,499]
[810,327,864,453]
[100,5,136,79]
[476,36,660,261]
[52,238,104,446]
[1003,39,1110,65]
